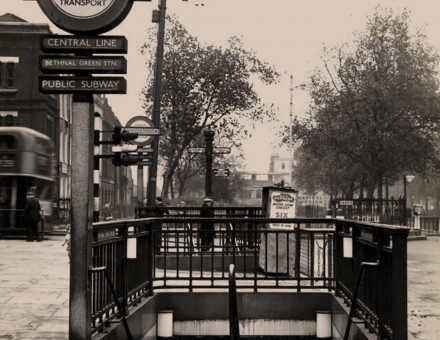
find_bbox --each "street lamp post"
[147,0,167,207]
[403,175,415,226]
[203,128,215,197]
[289,76,306,187]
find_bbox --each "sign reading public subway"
[39,77,126,94]
[36,0,136,34]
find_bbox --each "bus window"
[0,135,15,149]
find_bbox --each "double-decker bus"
[0,127,55,236]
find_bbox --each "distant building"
[96,95,135,219]
[236,153,293,206]
[0,13,134,230]
[268,153,292,185]
[0,14,59,225]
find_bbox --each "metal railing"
[91,219,153,333]
[138,206,262,218]
[155,217,335,292]
[335,220,409,339]
[332,198,405,225]
[90,216,408,339]
[407,216,440,234]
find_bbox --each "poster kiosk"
[259,186,298,275]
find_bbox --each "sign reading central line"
[40,35,127,53]
[39,77,127,94]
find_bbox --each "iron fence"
[91,219,153,333]
[335,220,409,339]
[332,198,405,225]
[155,217,335,292]
[138,206,262,218]
[90,216,408,339]
[407,216,440,234]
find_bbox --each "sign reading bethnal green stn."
[36,0,135,34]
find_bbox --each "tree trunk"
[170,177,175,200]
[385,175,389,200]
[178,176,185,197]
[366,176,376,199]
[378,175,383,200]
[359,176,365,199]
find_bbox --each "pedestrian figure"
[154,196,169,216]
[102,202,113,221]
[24,191,42,242]
[200,197,214,251]
[61,225,71,262]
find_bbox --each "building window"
[46,115,54,139]
[0,58,18,89]
[6,62,14,88]
[281,162,285,170]
[0,111,18,127]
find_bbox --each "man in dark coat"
[24,192,42,242]
[200,197,215,251]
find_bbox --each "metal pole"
[69,94,94,340]
[147,0,167,206]
[137,153,144,208]
[93,112,102,222]
[204,129,215,197]
[289,75,293,187]
[403,176,407,226]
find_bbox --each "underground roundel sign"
[36,0,134,35]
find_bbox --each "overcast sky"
[4,0,440,172]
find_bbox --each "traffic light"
[112,154,139,166]
[112,126,139,144]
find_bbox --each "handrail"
[343,261,379,340]
[229,264,239,340]
[89,266,134,340]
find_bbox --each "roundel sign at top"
[125,116,159,146]
[36,0,134,35]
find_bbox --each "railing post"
[119,223,128,316]
[310,232,315,286]
[295,223,301,292]
[377,230,386,338]
[334,220,340,296]
[149,220,155,296]
[391,231,408,340]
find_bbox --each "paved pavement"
[0,235,438,339]
[408,237,440,340]
[0,236,69,340]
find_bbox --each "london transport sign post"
[39,35,128,93]
[34,1,152,339]
[125,116,160,146]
